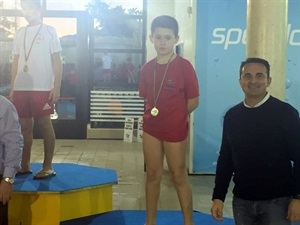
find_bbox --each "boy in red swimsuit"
[139,15,199,225]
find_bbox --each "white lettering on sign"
[211,24,300,49]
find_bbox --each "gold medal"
[23,24,43,74]
[23,65,29,72]
[152,53,174,117]
[151,107,159,116]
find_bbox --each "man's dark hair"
[21,0,42,8]
[239,57,270,77]
[151,15,179,37]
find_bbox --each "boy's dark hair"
[239,57,270,77]
[151,15,179,37]
[21,0,42,8]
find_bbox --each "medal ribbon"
[153,52,175,108]
[23,24,43,66]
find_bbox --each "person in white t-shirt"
[10,0,62,180]
[102,53,112,82]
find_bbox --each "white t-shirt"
[102,55,112,69]
[12,24,62,91]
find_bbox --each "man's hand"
[287,199,300,222]
[49,88,60,104]
[0,180,13,205]
[211,199,224,222]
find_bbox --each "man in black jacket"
[211,57,300,225]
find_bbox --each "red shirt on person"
[139,55,199,142]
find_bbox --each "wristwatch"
[3,177,14,185]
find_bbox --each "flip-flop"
[16,170,33,176]
[33,169,56,180]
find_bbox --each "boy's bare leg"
[165,140,194,225]
[143,132,164,225]
[36,115,55,171]
[19,118,34,171]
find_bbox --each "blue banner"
[193,0,300,173]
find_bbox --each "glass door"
[0,9,89,138]
[0,0,146,139]
[42,11,89,138]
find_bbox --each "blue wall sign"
[193,0,300,173]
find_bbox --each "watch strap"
[3,177,14,184]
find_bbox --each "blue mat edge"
[61,210,234,225]
[14,163,118,192]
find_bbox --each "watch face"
[4,178,14,184]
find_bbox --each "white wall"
[146,0,196,66]
[174,0,196,65]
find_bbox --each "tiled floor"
[30,139,234,218]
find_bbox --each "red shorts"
[12,91,54,118]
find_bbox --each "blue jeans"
[232,195,292,225]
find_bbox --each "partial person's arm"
[211,115,234,221]
[211,199,224,222]
[9,54,19,99]
[50,52,62,103]
[183,59,199,114]
[187,96,199,114]
[0,98,23,204]
[286,111,300,222]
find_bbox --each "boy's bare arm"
[187,96,199,114]
[10,54,19,98]
[51,52,62,103]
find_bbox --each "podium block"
[9,163,117,225]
